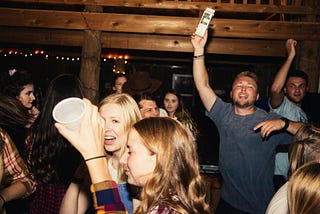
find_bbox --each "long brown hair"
[133,117,210,214]
[163,90,199,139]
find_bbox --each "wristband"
[193,54,204,60]
[85,155,106,162]
[281,117,289,131]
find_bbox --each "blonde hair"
[133,117,210,214]
[233,71,259,91]
[98,93,141,182]
[289,124,320,177]
[288,161,320,214]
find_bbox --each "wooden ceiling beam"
[0,27,285,57]
[3,0,318,15]
[0,7,319,40]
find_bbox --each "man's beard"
[234,100,254,108]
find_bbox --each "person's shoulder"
[214,97,232,109]
[270,96,290,110]
[266,182,289,214]
[256,106,279,118]
[159,108,168,117]
[0,128,16,150]
[265,110,282,119]
[207,97,232,116]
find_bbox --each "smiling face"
[99,103,127,156]
[284,77,307,105]
[17,84,35,109]
[163,93,179,117]
[120,128,156,186]
[230,76,259,109]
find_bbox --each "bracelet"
[0,193,5,204]
[193,54,204,60]
[281,117,289,131]
[85,155,106,162]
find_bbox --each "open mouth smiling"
[104,135,116,144]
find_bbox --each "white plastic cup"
[52,97,86,131]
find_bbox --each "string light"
[0,48,130,73]
[102,54,129,74]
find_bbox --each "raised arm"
[270,39,297,108]
[55,98,109,184]
[55,98,127,214]
[191,31,217,112]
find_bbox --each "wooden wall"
[0,0,319,100]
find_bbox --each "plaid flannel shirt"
[91,180,127,214]
[91,181,181,214]
[0,128,36,196]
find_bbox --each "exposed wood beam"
[101,32,286,57]
[0,27,286,57]
[3,0,319,15]
[0,8,319,40]
[0,27,84,46]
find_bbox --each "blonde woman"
[60,93,141,214]
[56,99,210,213]
[97,93,141,213]
[288,161,320,214]
[266,124,320,214]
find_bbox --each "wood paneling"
[0,27,285,57]
[3,0,318,15]
[0,8,319,41]
[0,0,319,91]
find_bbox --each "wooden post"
[298,40,320,92]
[296,0,320,92]
[79,5,103,104]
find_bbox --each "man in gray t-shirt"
[191,31,303,213]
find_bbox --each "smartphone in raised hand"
[195,8,215,37]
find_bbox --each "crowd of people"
[0,29,319,214]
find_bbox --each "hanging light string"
[0,48,129,72]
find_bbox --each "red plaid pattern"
[29,182,66,214]
[0,128,36,196]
